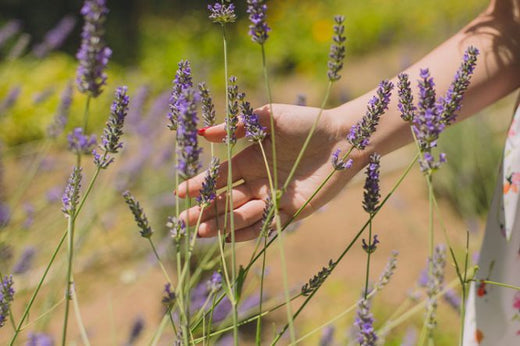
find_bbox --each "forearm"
[330,0,520,165]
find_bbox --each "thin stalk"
[18,298,65,331]
[61,213,76,345]
[481,280,520,291]
[459,231,470,346]
[9,230,67,345]
[282,81,333,193]
[178,207,206,288]
[256,234,267,345]
[149,311,171,346]
[71,283,91,346]
[82,96,91,133]
[148,238,173,285]
[363,219,373,298]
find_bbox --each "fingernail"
[198,127,209,136]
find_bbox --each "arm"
[178,0,519,241]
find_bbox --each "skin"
[177,0,520,242]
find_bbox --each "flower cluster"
[301,259,335,296]
[162,283,176,307]
[397,73,415,123]
[207,271,223,293]
[123,191,153,238]
[347,80,393,150]
[33,15,76,58]
[67,127,97,155]
[425,244,446,332]
[197,157,220,206]
[208,2,236,24]
[47,82,73,138]
[374,250,399,290]
[327,15,346,82]
[224,76,239,145]
[166,216,186,241]
[168,60,193,131]
[0,275,15,328]
[246,0,270,44]
[363,153,381,214]
[176,87,201,179]
[260,196,274,236]
[362,234,379,254]
[354,297,377,346]
[240,94,266,142]
[198,82,216,127]
[94,86,130,168]
[76,0,111,97]
[61,167,82,217]
[438,46,479,125]
[331,148,353,170]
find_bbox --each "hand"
[177,103,366,241]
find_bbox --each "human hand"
[177,103,367,241]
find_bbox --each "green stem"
[71,281,91,346]
[364,219,373,299]
[61,212,76,345]
[149,238,173,285]
[83,96,91,133]
[481,280,520,291]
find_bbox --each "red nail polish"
[198,127,209,136]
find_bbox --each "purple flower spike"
[162,283,176,307]
[327,15,346,82]
[320,325,335,346]
[331,148,353,170]
[197,157,220,206]
[363,153,381,214]
[0,275,15,328]
[12,246,35,274]
[67,127,97,155]
[26,332,54,346]
[208,2,236,24]
[240,94,266,142]
[123,191,153,238]
[176,87,201,179]
[247,0,270,44]
[354,298,377,346]
[224,76,239,145]
[76,0,111,97]
[126,315,145,345]
[33,15,76,58]
[347,80,393,150]
[166,216,186,241]
[168,60,193,131]
[61,166,82,217]
[47,82,73,138]
[443,288,461,313]
[438,46,479,126]
[207,271,223,293]
[397,73,415,123]
[426,244,447,332]
[199,82,216,127]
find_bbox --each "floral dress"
[464,105,520,345]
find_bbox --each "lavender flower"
[0,203,10,228]
[61,167,82,217]
[426,244,446,332]
[93,86,130,168]
[443,288,461,313]
[0,20,22,48]
[26,332,54,346]
[374,250,398,290]
[212,295,232,323]
[176,87,201,178]
[319,325,335,346]
[246,0,270,44]
[166,216,186,241]
[123,191,153,238]
[208,2,236,24]
[0,86,21,115]
[259,196,274,236]
[198,82,216,127]
[327,15,346,82]
[347,80,393,150]
[47,82,73,138]
[354,298,377,346]
[197,157,220,206]
[168,60,193,131]
[362,234,379,254]
[413,69,446,172]
[224,76,239,145]
[76,0,111,97]
[67,128,96,155]
[207,271,222,293]
[12,246,35,274]
[397,73,415,123]
[0,275,15,328]
[162,283,176,307]
[301,260,334,296]
[240,94,266,142]
[33,15,76,58]
[125,315,144,345]
[363,153,381,214]
[438,46,479,126]
[331,148,353,170]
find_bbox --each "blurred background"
[1,0,518,344]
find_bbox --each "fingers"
[179,184,253,225]
[198,104,272,143]
[198,199,266,238]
